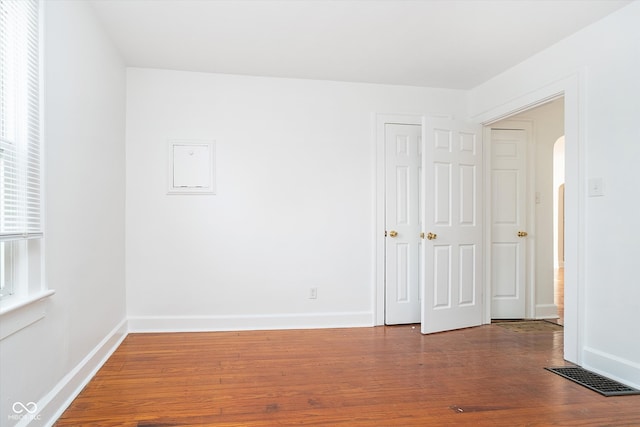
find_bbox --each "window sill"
[0,290,55,340]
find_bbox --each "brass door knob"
[426,232,437,240]
[517,231,528,237]
[388,230,398,237]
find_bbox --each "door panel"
[422,118,483,334]
[460,164,476,225]
[385,124,422,325]
[493,170,519,223]
[492,243,519,297]
[459,244,477,305]
[490,129,527,318]
[396,166,410,224]
[395,243,409,302]
[434,163,451,225]
[433,245,451,308]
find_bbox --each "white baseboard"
[128,311,374,333]
[583,346,640,390]
[23,319,128,427]
[535,303,559,319]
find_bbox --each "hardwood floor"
[55,325,640,426]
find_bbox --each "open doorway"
[475,74,583,365]
[488,98,565,322]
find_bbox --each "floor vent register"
[545,366,640,397]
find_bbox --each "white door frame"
[473,73,585,365]
[374,113,424,326]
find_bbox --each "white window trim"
[0,0,52,337]
[0,288,54,316]
[0,289,54,340]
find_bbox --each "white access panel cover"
[167,140,215,194]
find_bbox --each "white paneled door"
[490,129,528,319]
[385,124,422,325]
[421,118,483,334]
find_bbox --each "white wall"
[0,1,127,425]
[126,68,466,330]
[469,2,640,387]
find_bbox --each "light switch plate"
[588,177,604,197]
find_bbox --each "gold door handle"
[426,232,437,240]
[388,230,398,238]
[517,231,528,237]
[420,232,425,239]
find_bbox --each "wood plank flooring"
[55,324,640,426]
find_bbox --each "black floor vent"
[545,366,640,397]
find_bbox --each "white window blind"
[0,0,42,242]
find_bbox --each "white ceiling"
[89,0,632,89]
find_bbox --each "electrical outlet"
[309,287,318,299]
